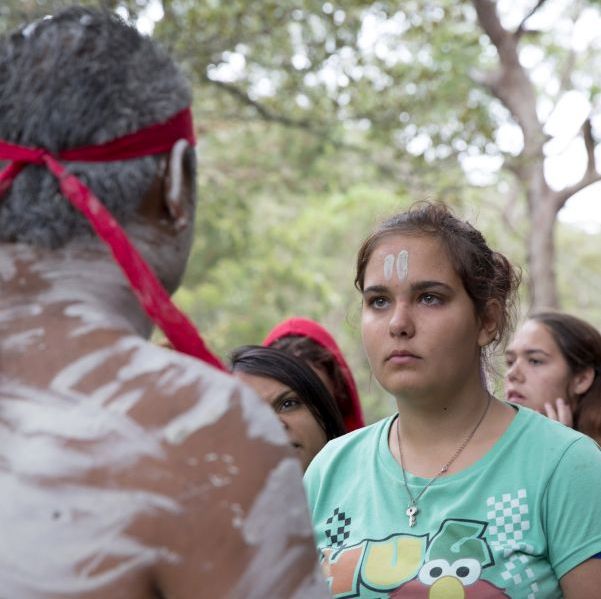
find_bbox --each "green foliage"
[3,0,601,422]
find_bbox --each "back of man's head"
[0,6,193,248]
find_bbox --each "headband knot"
[0,108,225,372]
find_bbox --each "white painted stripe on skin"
[233,458,321,597]
[2,328,45,351]
[240,385,289,445]
[0,253,16,281]
[396,250,409,281]
[0,305,42,323]
[0,379,180,595]
[49,339,137,393]
[162,374,235,445]
[0,384,165,471]
[0,475,180,595]
[383,253,395,280]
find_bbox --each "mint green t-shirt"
[304,406,601,598]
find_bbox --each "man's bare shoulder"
[0,336,327,598]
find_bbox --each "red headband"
[0,108,226,371]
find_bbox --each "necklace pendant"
[406,505,418,527]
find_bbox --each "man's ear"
[163,138,193,231]
[478,299,501,348]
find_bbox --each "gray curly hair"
[0,6,194,248]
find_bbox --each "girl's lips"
[386,350,420,364]
[506,390,526,404]
[387,354,419,365]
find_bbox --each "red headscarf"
[263,317,365,431]
[0,108,225,371]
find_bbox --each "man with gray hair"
[0,7,327,598]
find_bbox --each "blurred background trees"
[3,0,600,420]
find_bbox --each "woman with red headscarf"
[264,317,365,432]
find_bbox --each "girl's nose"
[506,360,523,382]
[389,303,415,338]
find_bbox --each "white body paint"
[396,249,409,281]
[382,250,410,282]
[0,239,327,598]
[234,458,326,597]
[383,253,395,280]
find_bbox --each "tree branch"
[515,0,551,39]
[553,116,601,209]
[204,76,319,132]
[471,0,545,158]
[553,116,601,210]
[583,117,597,176]
[553,173,601,211]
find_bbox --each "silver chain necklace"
[397,394,492,528]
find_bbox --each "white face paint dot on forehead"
[396,250,409,281]
[383,254,395,281]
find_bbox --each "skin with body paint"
[0,17,326,596]
[0,183,327,599]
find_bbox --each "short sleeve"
[544,436,601,579]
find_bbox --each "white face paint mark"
[396,250,409,281]
[383,254,395,280]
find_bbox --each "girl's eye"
[420,293,442,306]
[275,396,302,412]
[528,358,543,366]
[367,296,389,309]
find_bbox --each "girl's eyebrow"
[524,349,552,357]
[411,281,453,293]
[363,281,453,295]
[363,284,388,295]
[505,348,551,358]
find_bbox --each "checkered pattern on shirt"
[486,489,538,598]
[325,507,352,548]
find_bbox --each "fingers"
[556,398,573,427]
[543,401,558,421]
[543,398,573,427]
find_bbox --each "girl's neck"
[395,376,491,442]
[390,392,516,478]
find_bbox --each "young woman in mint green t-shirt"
[305,201,601,599]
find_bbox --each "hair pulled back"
[230,345,346,442]
[355,201,521,349]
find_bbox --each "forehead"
[234,371,291,401]
[365,234,457,281]
[509,320,559,352]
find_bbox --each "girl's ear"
[569,367,595,397]
[163,139,193,231]
[477,299,502,348]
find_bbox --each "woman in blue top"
[305,201,601,598]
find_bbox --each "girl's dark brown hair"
[269,335,351,419]
[229,345,346,442]
[529,311,601,443]
[355,201,521,350]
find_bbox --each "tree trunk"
[527,191,559,310]
[471,0,601,311]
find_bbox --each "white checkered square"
[485,489,537,595]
